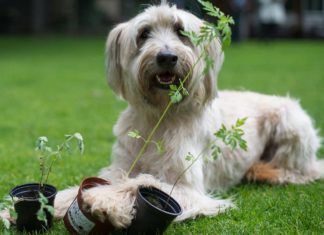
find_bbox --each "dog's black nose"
[156,51,178,68]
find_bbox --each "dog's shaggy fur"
[53,2,324,229]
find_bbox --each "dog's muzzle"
[153,50,180,89]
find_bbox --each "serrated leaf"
[236,117,248,127]
[185,152,194,162]
[128,130,141,139]
[73,132,83,141]
[37,209,47,225]
[169,84,178,91]
[211,145,221,160]
[170,91,183,104]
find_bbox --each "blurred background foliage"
[0,0,324,40]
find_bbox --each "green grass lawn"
[0,37,323,234]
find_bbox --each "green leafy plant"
[36,133,84,189]
[128,130,165,154]
[34,133,84,225]
[36,192,55,226]
[0,196,17,230]
[0,133,84,230]
[127,0,234,177]
[168,117,248,200]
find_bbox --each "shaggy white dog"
[54,2,324,229]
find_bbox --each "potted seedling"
[1,133,84,233]
[125,1,236,234]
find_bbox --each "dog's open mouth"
[154,72,178,89]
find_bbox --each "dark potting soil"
[17,188,51,200]
[146,195,164,210]
[20,190,40,199]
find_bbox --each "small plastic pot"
[9,183,57,233]
[127,186,182,235]
[64,177,115,235]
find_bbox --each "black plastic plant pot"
[127,186,182,235]
[9,183,57,233]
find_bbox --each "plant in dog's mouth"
[127,0,234,176]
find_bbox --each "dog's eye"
[174,23,185,38]
[138,28,150,41]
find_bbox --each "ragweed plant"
[127,0,234,176]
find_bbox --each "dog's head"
[106,2,224,109]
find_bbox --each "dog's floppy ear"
[106,23,127,98]
[179,10,224,103]
[203,37,224,101]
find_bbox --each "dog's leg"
[53,166,127,219]
[257,98,323,184]
[81,174,233,228]
[81,174,162,229]
[243,162,284,184]
[54,187,79,219]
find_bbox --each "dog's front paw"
[81,185,135,229]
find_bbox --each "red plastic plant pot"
[63,177,115,235]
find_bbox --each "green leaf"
[9,207,17,220]
[236,117,248,127]
[211,144,221,160]
[73,132,83,142]
[1,217,10,230]
[127,129,142,139]
[185,152,195,162]
[169,84,178,91]
[155,140,165,154]
[38,192,48,205]
[35,136,48,151]
[44,205,55,216]
[37,209,47,225]
[214,118,248,151]
[203,55,214,75]
[169,90,183,104]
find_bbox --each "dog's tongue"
[156,72,175,85]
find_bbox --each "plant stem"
[39,157,45,189]
[43,156,57,188]
[127,101,172,176]
[167,141,215,203]
[126,43,210,177]
[41,135,74,187]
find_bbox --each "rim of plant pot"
[9,183,57,232]
[127,185,182,235]
[64,177,115,235]
[10,183,57,201]
[137,186,182,216]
